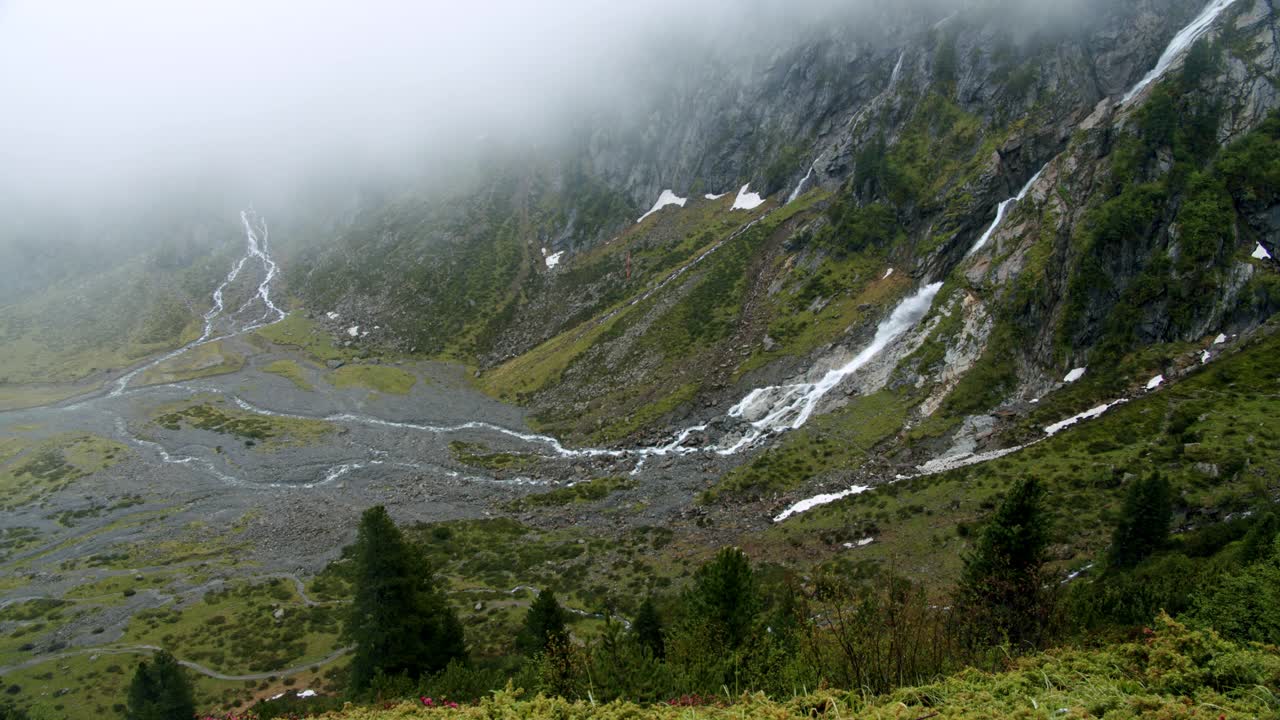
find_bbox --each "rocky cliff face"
[293,0,1279,460]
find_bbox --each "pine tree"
[125,650,194,720]
[518,588,568,655]
[1241,510,1279,565]
[1109,472,1173,568]
[345,506,466,692]
[631,595,665,659]
[955,477,1052,650]
[685,547,760,649]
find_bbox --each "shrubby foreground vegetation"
[97,478,1279,720]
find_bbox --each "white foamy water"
[889,51,905,87]
[724,282,943,449]
[727,1,1252,521]
[109,209,285,397]
[966,165,1045,257]
[1122,0,1242,104]
[786,166,815,204]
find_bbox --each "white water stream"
[1121,0,1242,105]
[109,209,285,397]
[42,0,1247,495]
[771,0,1244,521]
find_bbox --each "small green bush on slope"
[311,615,1279,719]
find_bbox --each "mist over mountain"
[1,2,1278,718]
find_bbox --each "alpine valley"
[2,1,1280,718]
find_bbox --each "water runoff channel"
[9,0,1244,518]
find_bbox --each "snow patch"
[325,311,340,320]
[1253,243,1273,260]
[915,444,1027,475]
[1063,367,1086,383]
[705,192,728,200]
[882,268,894,280]
[297,689,317,698]
[545,251,564,269]
[347,326,359,338]
[774,485,870,522]
[731,184,765,211]
[1146,374,1165,390]
[1201,350,1211,364]
[1214,333,1227,345]
[1044,401,1125,436]
[637,189,687,222]
[842,537,875,549]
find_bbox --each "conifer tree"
[345,506,466,692]
[1109,472,1173,568]
[631,596,665,659]
[125,650,194,720]
[686,547,760,649]
[518,588,568,655]
[0,700,29,720]
[1240,510,1279,565]
[955,477,1052,649]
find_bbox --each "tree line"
[112,473,1279,718]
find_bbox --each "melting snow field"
[774,485,870,522]
[637,189,687,222]
[1044,401,1126,436]
[1063,367,1087,383]
[1253,243,1273,260]
[731,184,765,210]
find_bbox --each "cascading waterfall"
[769,0,1246,520]
[77,0,1251,489]
[889,50,906,88]
[108,209,286,397]
[1121,0,1242,105]
[964,165,1046,257]
[786,165,816,204]
[718,282,943,450]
